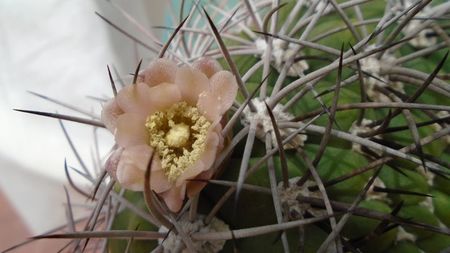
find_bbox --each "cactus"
[7,0,450,252]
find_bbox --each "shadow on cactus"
[6,0,450,252]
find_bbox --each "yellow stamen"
[145,102,211,182]
[166,123,190,148]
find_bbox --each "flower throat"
[145,102,211,182]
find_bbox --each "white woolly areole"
[158,215,229,253]
[404,21,437,48]
[256,38,309,77]
[392,0,437,48]
[366,177,388,201]
[432,111,450,145]
[419,196,435,213]
[396,226,417,242]
[349,119,381,155]
[416,165,435,186]
[360,45,402,103]
[241,98,307,149]
[278,177,325,218]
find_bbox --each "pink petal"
[175,66,209,105]
[148,154,172,193]
[116,145,153,191]
[105,147,124,180]
[142,59,177,86]
[151,170,172,193]
[192,57,222,78]
[176,129,220,186]
[160,185,186,212]
[175,160,205,187]
[209,71,238,114]
[186,169,214,198]
[101,99,124,133]
[197,71,238,122]
[147,82,182,111]
[115,113,148,148]
[116,145,172,193]
[116,83,154,116]
[197,91,221,122]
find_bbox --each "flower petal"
[105,147,124,180]
[160,185,186,212]
[176,129,220,186]
[186,169,214,198]
[209,71,238,114]
[197,71,238,122]
[148,154,172,193]
[142,59,177,86]
[116,145,172,193]
[197,91,221,122]
[192,57,222,78]
[151,169,172,193]
[101,99,124,133]
[175,66,209,105]
[116,145,153,191]
[115,113,148,148]
[147,82,182,111]
[116,83,153,116]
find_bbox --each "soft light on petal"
[147,82,182,111]
[197,92,221,122]
[101,99,124,133]
[197,71,238,122]
[115,113,148,148]
[160,185,186,212]
[105,147,123,180]
[116,83,154,116]
[142,58,177,86]
[209,71,238,114]
[116,145,153,191]
[148,154,172,193]
[175,66,209,105]
[192,57,222,78]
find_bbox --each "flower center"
[166,123,190,148]
[145,102,211,183]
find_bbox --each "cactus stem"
[32,230,165,240]
[298,149,343,253]
[106,65,117,97]
[317,166,383,253]
[143,154,172,229]
[194,215,333,241]
[297,195,450,236]
[158,16,189,58]
[95,12,159,54]
[313,44,344,167]
[188,178,271,194]
[264,135,291,253]
[264,102,290,187]
[233,120,257,220]
[27,91,101,119]
[14,109,105,128]
[59,119,93,179]
[293,102,450,122]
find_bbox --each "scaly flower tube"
[101,58,237,212]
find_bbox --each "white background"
[0,0,167,233]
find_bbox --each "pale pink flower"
[101,58,237,212]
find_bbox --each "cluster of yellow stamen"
[145,102,211,183]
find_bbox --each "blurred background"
[0,0,168,251]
